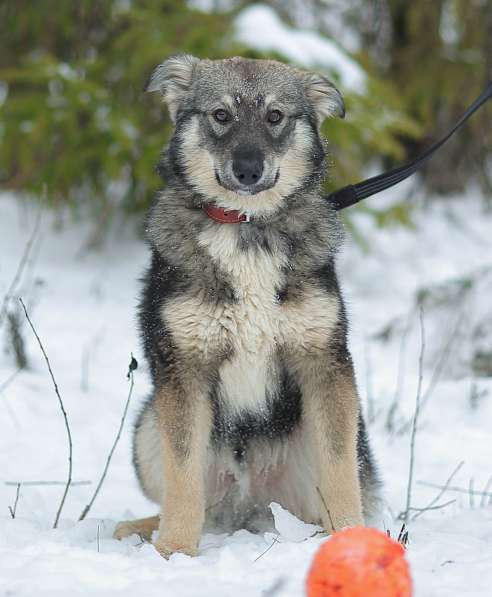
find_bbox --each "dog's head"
[147,55,344,216]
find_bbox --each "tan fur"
[179,118,313,214]
[304,73,345,120]
[113,516,160,542]
[153,383,212,558]
[147,54,198,122]
[163,224,339,414]
[292,356,364,530]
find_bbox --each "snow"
[1,188,492,595]
[235,5,367,93]
[269,503,321,543]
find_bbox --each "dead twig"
[402,305,425,525]
[386,523,409,548]
[416,482,492,501]
[5,480,90,487]
[397,523,409,547]
[79,355,137,521]
[412,461,464,521]
[8,483,21,518]
[480,475,492,508]
[7,309,28,369]
[398,309,463,434]
[469,478,475,509]
[254,536,279,563]
[386,308,414,433]
[0,207,42,329]
[316,486,336,533]
[407,499,456,514]
[420,310,464,410]
[19,297,72,529]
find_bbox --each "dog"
[113,55,380,558]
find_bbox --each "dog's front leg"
[153,379,211,558]
[297,354,364,532]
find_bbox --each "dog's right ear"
[146,54,199,122]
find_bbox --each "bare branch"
[8,483,21,519]
[386,308,414,433]
[420,310,464,410]
[416,481,492,500]
[79,355,137,521]
[480,475,492,508]
[254,536,279,563]
[469,478,475,509]
[412,461,464,521]
[5,480,90,487]
[406,499,456,514]
[316,486,336,533]
[398,309,463,435]
[19,297,73,528]
[402,305,425,525]
[0,207,42,329]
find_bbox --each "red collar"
[203,204,251,224]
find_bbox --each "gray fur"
[115,56,380,556]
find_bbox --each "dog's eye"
[213,109,231,123]
[267,110,283,124]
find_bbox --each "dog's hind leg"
[113,515,160,542]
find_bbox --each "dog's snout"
[232,145,264,186]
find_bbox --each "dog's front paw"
[153,538,198,559]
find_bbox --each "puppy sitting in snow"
[114,55,380,558]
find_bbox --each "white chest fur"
[162,224,339,415]
[201,225,285,415]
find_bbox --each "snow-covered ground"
[1,188,492,596]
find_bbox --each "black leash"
[328,81,492,211]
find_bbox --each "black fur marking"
[138,249,188,382]
[357,413,381,496]
[275,284,288,304]
[315,259,340,296]
[211,367,303,448]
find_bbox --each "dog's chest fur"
[162,224,338,415]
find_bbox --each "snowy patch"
[1,190,492,595]
[270,502,322,542]
[235,4,366,93]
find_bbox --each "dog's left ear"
[304,73,345,121]
[146,54,200,122]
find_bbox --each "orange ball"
[306,527,412,597]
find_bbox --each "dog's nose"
[232,145,264,186]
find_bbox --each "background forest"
[1,0,491,228]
